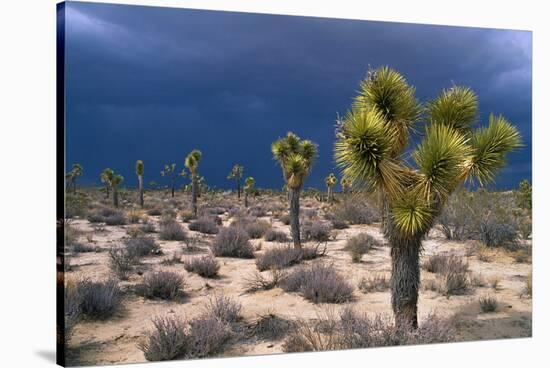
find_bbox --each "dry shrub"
[243,269,287,293]
[422,254,469,295]
[211,227,254,258]
[183,255,220,278]
[138,271,185,300]
[206,294,242,323]
[76,278,121,320]
[264,229,289,242]
[345,233,379,262]
[180,210,195,223]
[159,220,188,241]
[248,312,293,340]
[140,221,156,233]
[189,216,219,234]
[358,274,390,293]
[330,199,379,225]
[302,221,332,242]
[255,245,324,271]
[108,246,136,280]
[479,295,498,313]
[125,236,160,257]
[281,262,354,303]
[138,315,190,361]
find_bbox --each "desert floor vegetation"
[63,185,531,366]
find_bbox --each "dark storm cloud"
[64,2,532,190]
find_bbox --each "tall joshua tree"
[185,149,202,216]
[111,174,124,208]
[244,176,255,208]
[100,168,114,198]
[66,163,83,194]
[325,173,337,203]
[272,132,317,248]
[160,163,185,198]
[334,66,521,330]
[340,177,351,194]
[227,164,244,199]
[135,160,144,207]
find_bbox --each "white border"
[0,1,547,367]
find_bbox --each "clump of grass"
[128,210,141,224]
[358,274,390,293]
[138,315,190,361]
[140,221,156,233]
[211,226,255,258]
[125,236,160,257]
[281,262,354,303]
[180,210,196,223]
[469,273,487,287]
[301,221,332,242]
[146,208,162,216]
[248,312,293,340]
[331,219,349,229]
[345,233,379,262]
[522,273,532,298]
[103,212,127,226]
[183,255,220,278]
[422,254,469,295]
[76,278,121,320]
[243,269,287,293]
[245,219,271,239]
[72,242,98,253]
[137,271,185,300]
[206,294,242,323]
[159,220,188,241]
[264,229,289,242]
[126,225,143,238]
[479,295,498,313]
[248,205,267,217]
[189,216,219,234]
[108,246,136,280]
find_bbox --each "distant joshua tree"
[160,163,185,198]
[334,66,521,330]
[185,149,202,216]
[340,177,352,194]
[227,164,244,199]
[272,132,317,248]
[100,168,113,198]
[517,179,532,210]
[65,163,83,194]
[135,160,144,207]
[101,168,124,207]
[244,176,255,208]
[325,173,337,203]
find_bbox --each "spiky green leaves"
[136,160,144,176]
[335,108,403,197]
[244,176,255,192]
[414,124,471,201]
[185,149,202,175]
[272,132,317,189]
[100,168,123,188]
[469,114,522,185]
[325,173,337,187]
[426,86,478,132]
[227,164,244,180]
[392,194,433,237]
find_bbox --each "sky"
[63,1,532,191]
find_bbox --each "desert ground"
[62,189,532,366]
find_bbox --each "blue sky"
[63,1,532,191]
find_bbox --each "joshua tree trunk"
[138,175,144,208]
[237,180,241,199]
[244,191,249,208]
[113,187,119,208]
[389,230,422,330]
[72,178,77,194]
[289,187,301,248]
[170,178,175,198]
[191,175,198,216]
[104,185,110,199]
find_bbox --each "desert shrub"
[255,246,323,271]
[206,294,242,323]
[159,220,187,241]
[282,308,454,352]
[331,219,349,229]
[72,242,98,253]
[302,221,332,242]
[140,221,156,233]
[478,218,519,249]
[187,315,232,357]
[358,274,390,293]
[331,199,379,225]
[479,295,498,313]
[180,210,195,223]
[422,254,469,295]
[76,278,121,319]
[64,282,81,342]
[108,246,136,280]
[513,247,532,263]
[146,208,162,216]
[488,276,501,290]
[245,220,271,239]
[138,271,185,300]
[128,210,141,224]
[281,262,354,303]
[189,216,219,234]
[138,315,190,361]
[125,237,160,257]
[211,227,254,258]
[442,267,469,295]
[249,312,293,340]
[437,190,476,240]
[345,233,378,262]
[279,214,291,225]
[183,255,220,278]
[469,273,487,287]
[516,212,532,240]
[104,212,127,226]
[126,225,143,238]
[248,205,267,217]
[303,208,317,219]
[264,229,289,242]
[243,269,287,293]
[66,192,89,218]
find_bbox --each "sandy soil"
[64,199,532,366]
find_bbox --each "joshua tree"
[272,132,317,248]
[185,149,202,216]
[325,173,337,203]
[66,163,83,194]
[111,174,124,208]
[340,177,352,194]
[244,176,255,208]
[100,168,113,198]
[227,164,244,199]
[135,160,144,207]
[517,179,532,210]
[334,66,521,330]
[160,163,185,198]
